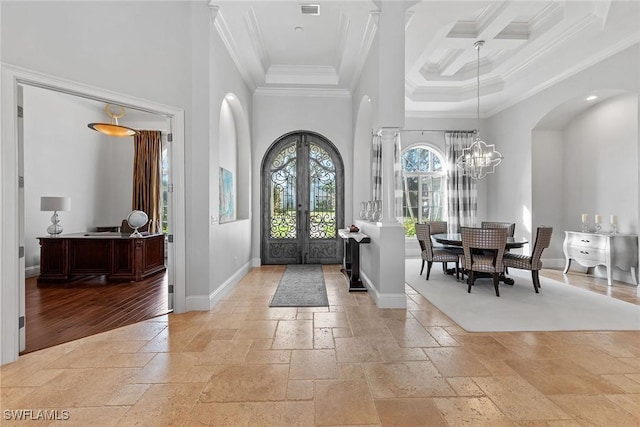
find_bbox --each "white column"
[379,128,399,223]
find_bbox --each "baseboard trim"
[361,271,407,309]
[185,260,253,311]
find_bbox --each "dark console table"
[338,229,371,291]
[38,232,165,283]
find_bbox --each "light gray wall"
[2,1,254,303]
[486,43,640,261]
[531,130,564,259]
[562,93,638,236]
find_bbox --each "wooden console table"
[563,231,638,286]
[38,232,166,283]
[338,229,370,291]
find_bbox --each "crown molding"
[404,110,478,119]
[254,87,351,98]
[349,10,379,92]
[265,65,339,85]
[210,4,257,91]
[488,33,640,117]
[244,7,270,73]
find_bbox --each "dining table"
[432,232,528,285]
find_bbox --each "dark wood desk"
[38,232,165,283]
[338,229,370,291]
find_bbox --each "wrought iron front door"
[261,132,344,264]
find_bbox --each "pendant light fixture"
[88,104,139,137]
[456,40,503,179]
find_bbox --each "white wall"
[486,43,640,258]
[2,1,254,307]
[251,93,352,262]
[563,93,638,235]
[531,130,564,259]
[22,86,133,274]
[218,99,237,222]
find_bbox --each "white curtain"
[394,132,403,221]
[371,133,382,202]
[445,131,477,232]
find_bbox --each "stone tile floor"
[1,264,639,426]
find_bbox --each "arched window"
[401,145,447,236]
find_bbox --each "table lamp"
[40,196,71,236]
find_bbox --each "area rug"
[270,264,329,307]
[405,258,640,332]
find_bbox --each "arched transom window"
[401,145,447,236]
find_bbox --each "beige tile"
[446,377,485,397]
[601,374,640,393]
[272,319,313,349]
[234,320,278,340]
[188,401,315,427]
[505,358,622,395]
[473,376,570,421]
[315,380,380,425]
[200,364,289,402]
[433,396,514,426]
[314,311,350,328]
[550,394,640,426]
[424,347,492,377]
[424,326,461,346]
[364,361,455,398]
[105,383,150,406]
[335,337,382,363]
[287,379,315,400]
[314,327,335,349]
[116,383,205,426]
[243,349,291,364]
[290,349,339,380]
[133,352,218,383]
[605,393,640,418]
[374,398,448,427]
[376,344,428,361]
[386,318,440,347]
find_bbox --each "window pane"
[309,144,337,238]
[401,145,446,236]
[270,143,297,238]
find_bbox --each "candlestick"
[610,215,617,224]
[581,213,587,223]
[594,214,601,224]
[581,213,588,232]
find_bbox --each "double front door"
[261,132,344,264]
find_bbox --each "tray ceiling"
[212,0,640,117]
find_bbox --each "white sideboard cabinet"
[563,231,639,286]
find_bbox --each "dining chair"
[481,221,515,237]
[502,226,553,293]
[481,221,515,273]
[415,223,459,280]
[461,227,507,296]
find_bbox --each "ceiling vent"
[300,4,320,15]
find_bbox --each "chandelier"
[456,40,503,179]
[88,104,139,137]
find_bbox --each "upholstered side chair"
[461,227,507,296]
[415,223,459,280]
[481,221,515,237]
[503,226,553,293]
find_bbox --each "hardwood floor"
[22,271,170,354]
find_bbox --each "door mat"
[270,264,329,307]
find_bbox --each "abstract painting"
[219,167,234,223]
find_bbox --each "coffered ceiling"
[212,0,640,117]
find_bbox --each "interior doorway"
[18,83,174,353]
[261,131,344,264]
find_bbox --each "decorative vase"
[372,200,382,221]
[365,201,373,221]
[360,202,367,220]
